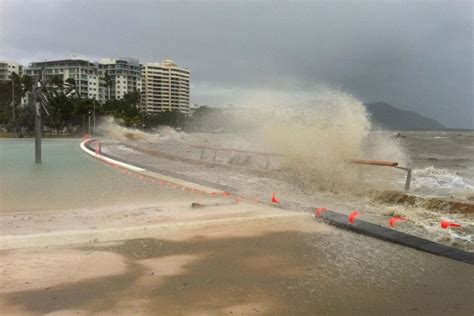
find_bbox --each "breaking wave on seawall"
[95,88,473,251]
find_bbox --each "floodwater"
[0,139,181,214]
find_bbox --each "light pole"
[34,98,42,163]
[31,65,49,164]
[93,99,96,135]
[11,79,15,136]
[88,110,92,135]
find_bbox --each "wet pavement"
[1,215,473,315]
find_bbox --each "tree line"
[0,73,231,137]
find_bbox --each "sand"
[1,212,473,315]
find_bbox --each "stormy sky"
[0,0,472,128]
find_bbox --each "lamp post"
[93,99,96,135]
[88,110,92,135]
[31,65,50,164]
[11,79,15,137]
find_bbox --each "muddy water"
[0,139,182,214]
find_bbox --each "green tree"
[48,75,64,97]
[0,73,31,134]
[64,78,77,97]
[101,72,114,100]
[46,94,74,135]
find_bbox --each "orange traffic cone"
[389,216,405,227]
[348,211,360,224]
[440,219,461,229]
[271,192,280,204]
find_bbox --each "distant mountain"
[364,102,446,131]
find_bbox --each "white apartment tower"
[98,57,142,102]
[0,61,23,81]
[142,60,190,114]
[23,59,100,100]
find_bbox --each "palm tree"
[49,75,64,97]
[21,74,34,97]
[64,78,77,97]
[101,71,114,100]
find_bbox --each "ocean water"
[402,131,474,199]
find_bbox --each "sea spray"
[96,116,151,141]
[237,88,409,192]
[96,116,183,143]
[96,88,409,193]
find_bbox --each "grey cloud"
[0,0,472,128]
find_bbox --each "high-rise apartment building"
[20,57,191,114]
[23,59,100,100]
[98,57,142,102]
[0,61,23,81]
[142,60,190,114]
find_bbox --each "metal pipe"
[395,166,412,191]
[88,111,91,135]
[35,101,41,163]
[11,79,15,124]
[93,100,96,135]
[405,168,412,191]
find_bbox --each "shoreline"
[81,138,473,262]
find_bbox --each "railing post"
[405,168,412,191]
[265,158,270,170]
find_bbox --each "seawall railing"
[190,144,412,191]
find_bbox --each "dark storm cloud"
[0,0,472,128]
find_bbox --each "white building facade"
[0,61,23,81]
[98,58,142,102]
[142,60,190,114]
[23,59,100,100]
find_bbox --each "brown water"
[0,138,182,214]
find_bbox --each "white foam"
[412,166,474,191]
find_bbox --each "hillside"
[364,102,446,130]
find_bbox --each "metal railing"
[189,144,412,191]
[350,159,412,191]
[188,144,282,169]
